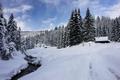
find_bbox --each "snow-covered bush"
[24,55,41,65]
[32,57,41,65]
[8,42,17,56]
[0,46,10,60]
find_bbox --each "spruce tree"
[0,4,9,60]
[111,19,117,41]
[61,25,66,48]
[111,18,120,42]
[68,9,83,46]
[95,16,101,37]
[83,8,95,42]
[16,27,21,50]
[65,26,69,47]
[7,13,18,49]
[61,26,68,48]
[117,17,120,42]
[77,9,84,42]
[57,26,62,49]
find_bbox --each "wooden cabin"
[95,37,110,43]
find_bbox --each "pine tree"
[57,26,62,49]
[111,19,117,41]
[95,16,112,37]
[60,26,68,48]
[61,25,66,48]
[7,13,18,49]
[16,27,21,50]
[117,17,120,42]
[110,17,120,42]
[64,26,69,47]
[77,9,84,42]
[0,4,10,60]
[95,16,101,37]
[83,8,95,42]
[68,9,83,46]
[102,26,107,36]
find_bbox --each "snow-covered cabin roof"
[95,37,109,41]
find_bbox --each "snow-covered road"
[21,43,120,80]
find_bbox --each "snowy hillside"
[21,42,120,80]
[21,31,44,38]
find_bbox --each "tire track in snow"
[108,68,120,80]
[89,62,99,80]
[88,52,117,80]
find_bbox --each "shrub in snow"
[1,42,17,60]
[21,40,28,56]
[8,42,17,57]
[1,47,10,60]
[24,55,41,65]
[32,57,41,65]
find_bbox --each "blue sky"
[1,0,120,31]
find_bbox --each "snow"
[95,36,109,41]
[0,52,28,80]
[19,42,120,80]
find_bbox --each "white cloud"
[42,17,56,24]
[90,0,120,19]
[3,4,33,31]
[72,0,90,8]
[16,20,32,31]
[104,2,120,18]
[4,4,33,14]
[71,0,120,19]
[58,22,67,26]
[71,0,99,8]
[39,0,60,5]
[39,17,57,30]
[15,18,32,31]
[15,15,32,31]
[4,11,32,31]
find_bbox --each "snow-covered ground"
[19,42,120,80]
[0,52,28,80]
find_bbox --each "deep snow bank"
[0,52,28,80]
